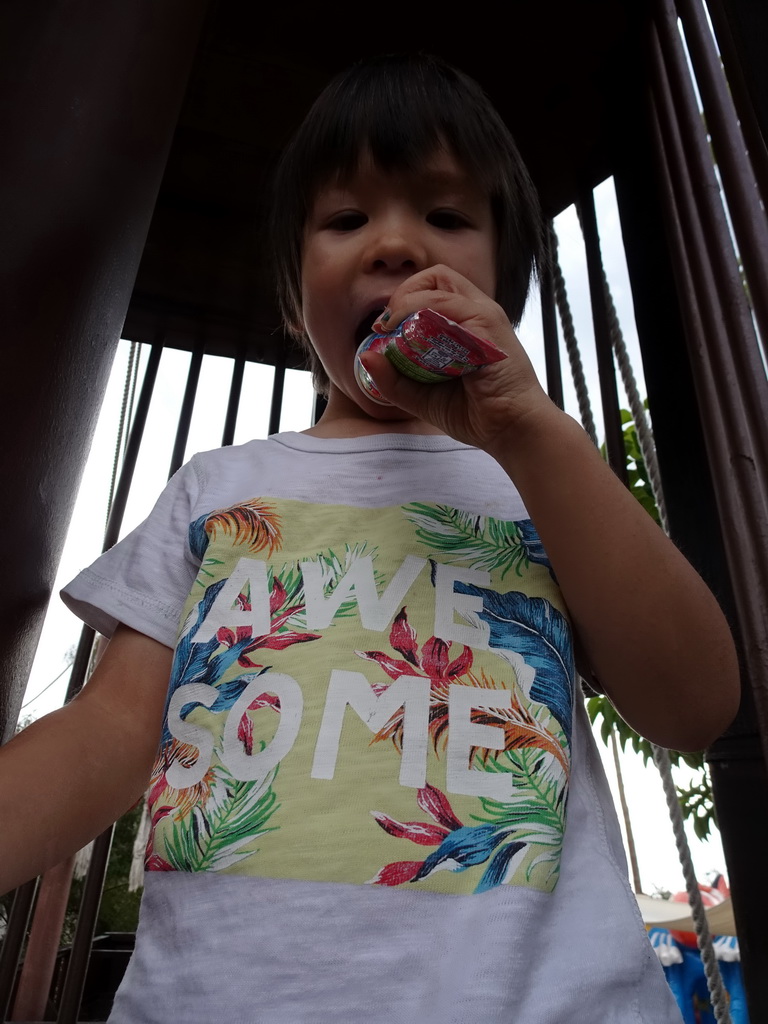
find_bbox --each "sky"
[19,177,727,898]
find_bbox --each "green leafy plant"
[592,409,717,840]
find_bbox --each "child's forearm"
[485,403,740,751]
[0,625,171,895]
[0,703,146,892]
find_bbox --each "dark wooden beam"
[0,0,209,742]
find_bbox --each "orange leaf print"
[204,500,282,556]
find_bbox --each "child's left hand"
[360,263,553,456]
[362,265,740,754]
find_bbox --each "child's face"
[300,147,497,421]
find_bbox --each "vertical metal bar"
[63,626,96,706]
[0,0,210,743]
[0,879,38,1020]
[221,345,246,447]
[55,827,114,1024]
[53,339,164,710]
[268,362,285,436]
[653,0,768,483]
[576,191,628,484]
[16,338,166,1022]
[651,17,768,571]
[104,340,165,552]
[649,41,768,1016]
[169,341,205,477]
[708,734,768,1020]
[9,857,75,1022]
[650,23,768,736]
[651,34,768,1015]
[675,0,768,346]
[0,336,164,1022]
[704,0,768,205]
[539,252,564,409]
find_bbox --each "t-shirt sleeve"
[60,458,203,648]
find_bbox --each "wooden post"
[0,0,209,743]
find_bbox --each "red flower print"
[368,784,525,893]
[357,607,473,685]
[216,576,321,668]
[370,813,451,846]
[355,607,474,752]
[367,784,464,885]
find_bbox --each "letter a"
[194,557,271,642]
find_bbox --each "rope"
[572,204,669,533]
[552,215,733,1023]
[653,746,732,1022]
[548,222,599,445]
[122,341,141,463]
[105,340,140,532]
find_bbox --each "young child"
[2,54,738,1023]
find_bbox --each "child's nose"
[364,223,428,273]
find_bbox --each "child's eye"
[427,209,470,230]
[326,211,367,231]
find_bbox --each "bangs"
[287,54,510,206]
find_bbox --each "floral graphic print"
[368,784,528,893]
[358,605,569,891]
[143,495,574,894]
[148,501,317,872]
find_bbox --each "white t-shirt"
[62,431,682,1024]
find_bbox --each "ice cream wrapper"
[354,308,507,405]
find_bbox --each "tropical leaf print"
[149,739,217,822]
[516,519,552,576]
[367,784,529,894]
[280,542,385,628]
[189,498,282,562]
[456,583,575,745]
[471,671,569,775]
[355,608,567,773]
[160,578,230,747]
[355,607,474,751]
[403,504,551,579]
[472,746,567,884]
[157,758,280,873]
[153,566,320,812]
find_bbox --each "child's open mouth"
[354,310,386,348]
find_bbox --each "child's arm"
[0,624,172,895]
[363,266,740,752]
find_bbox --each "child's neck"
[303,415,446,439]
[301,389,445,439]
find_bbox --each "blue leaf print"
[517,519,554,578]
[161,579,230,744]
[161,580,275,746]
[171,672,267,723]
[207,673,266,714]
[455,583,575,744]
[413,824,510,880]
[474,841,527,893]
[188,513,211,562]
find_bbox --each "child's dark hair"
[271,53,544,394]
